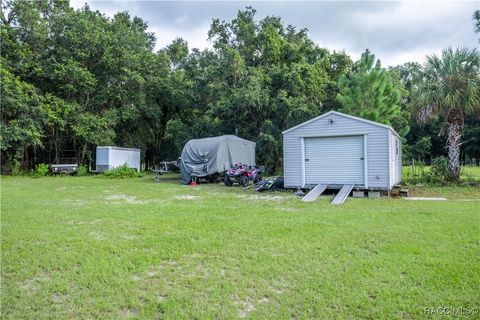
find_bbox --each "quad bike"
[224,163,264,187]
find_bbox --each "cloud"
[149,24,213,52]
[70,0,479,66]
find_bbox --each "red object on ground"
[190,181,197,186]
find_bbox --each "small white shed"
[96,146,141,172]
[282,111,401,190]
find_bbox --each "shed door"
[304,135,364,185]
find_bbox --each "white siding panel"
[389,131,394,188]
[393,132,402,185]
[283,113,390,189]
[388,131,403,188]
[397,136,402,184]
[283,136,303,187]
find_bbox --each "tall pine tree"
[336,49,406,134]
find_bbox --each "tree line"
[1,2,479,180]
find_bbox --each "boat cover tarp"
[180,135,256,184]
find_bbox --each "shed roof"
[282,111,400,138]
[97,146,140,152]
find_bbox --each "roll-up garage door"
[304,135,364,185]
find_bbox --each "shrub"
[101,164,143,179]
[3,159,23,176]
[403,160,429,185]
[403,157,457,185]
[77,164,89,176]
[429,156,452,182]
[33,163,50,177]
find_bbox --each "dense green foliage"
[101,164,143,179]
[1,1,479,173]
[33,163,49,177]
[76,164,89,176]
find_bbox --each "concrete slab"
[368,191,381,199]
[404,197,447,201]
[352,191,365,198]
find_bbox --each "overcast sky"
[70,0,479,66]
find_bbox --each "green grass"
[402,165,480,184]
[1,174,479,319]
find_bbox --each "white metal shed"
[96,146,141,172]
[282,111,402,190]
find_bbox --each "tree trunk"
[446,112,463,181]
[80,144,87,164]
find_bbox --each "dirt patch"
[147,269,158,277]
[258,296,270,304]
[106,193,148,204]
[156,294,167,302]
[20,273,51,294]
[146,260,178,277]
[404,197,448,201]
[106,194,137,203]
[268,280,289,296]
[238,299,255,318]
[174,195,200,200]
[52,293,67,304]
[122,235,138,240]
[237,194,286,202]
[56,186,88,191]
[279,207,299,212]
[132,274,142,282]
[119,308,139,319]
[68,219,102,225]
[90,231,107,241]
[61,199,87,206]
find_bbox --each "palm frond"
[474,10,480,34]
[413,46,480,122]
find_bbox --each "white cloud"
[150,24,213,52]
[69,0,479,66]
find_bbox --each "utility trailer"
[51,150,78,174]
[95,146,140,172]
[51,157,78,174]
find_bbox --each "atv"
[224,163,263,187]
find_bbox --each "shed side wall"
[389,131,394,188]
[388,130,403,188]
[283,114,390,189]
[398,137,402,184]
[395,132,402,185]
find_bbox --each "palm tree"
[474,10,480,36]
[414,47,480,181]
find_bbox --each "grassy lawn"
[1,173,479,319]
[402,165,480,183]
